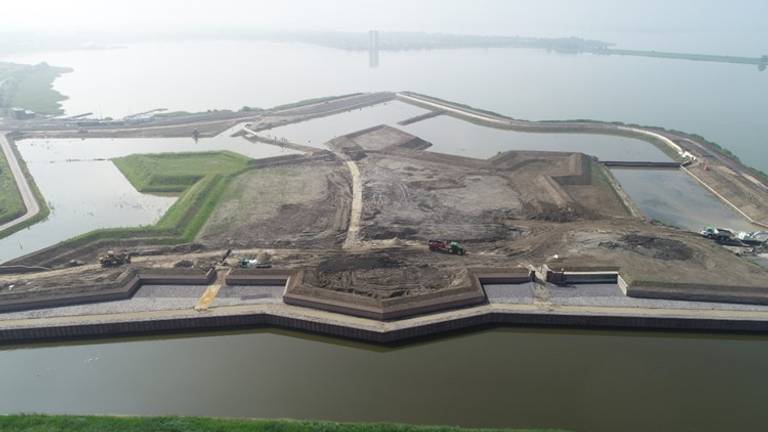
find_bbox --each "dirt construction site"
[3,92,768,326]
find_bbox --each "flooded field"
[400,114,674,161]
[0,129,299,263]
[259,100,427,148]
[19,123,298,162]
[612,168,760,232]
[0,161,174,263]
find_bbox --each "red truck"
[428,240,466,255]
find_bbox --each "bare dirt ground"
[198,160,351,249]
[5,92,768,316]
[358,152,524,242]
[686,163,768,226]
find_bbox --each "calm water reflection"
[611,168,760,232]
[1,328,767,432]
[0,129,298,263]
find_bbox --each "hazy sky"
[2,0,767,36]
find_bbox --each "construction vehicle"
[700,226,735,242]
[700,227,768,246]
[428,240,466,255]
[99,250,132,267]
[239,251,272,269]
[738,231,768,246]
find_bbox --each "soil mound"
[601,234,693,261]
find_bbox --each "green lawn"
[0,61,72,115]
[0,415,567,432]
[114,151,251,193]
[0,144,25,225]
[0,137,51,239]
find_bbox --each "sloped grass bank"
[113,151,251,193]
[20,152,253,258]
[0,137,50,239]
[0,144,25,225]
[0,415,565,432]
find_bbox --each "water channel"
[1,328,767,432]
[0,125,299,263]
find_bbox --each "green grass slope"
[0,145,25,225]
[35,151,254,254]
[0,415,567,432]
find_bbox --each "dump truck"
[99,250,131,267]
[428,240,466,255]
[700,227,735,242]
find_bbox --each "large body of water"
[3,34,767,172]
[2,32,768,430]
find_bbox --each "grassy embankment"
[45,151,252,250]
[0,61,72,115]
[0,144,25,225]
[0,415,567,432]
[270,93,363,111]
[0,136,50,239]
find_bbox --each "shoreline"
[396,91,768,228]
[1,91,768,345]
[4,291,768,346]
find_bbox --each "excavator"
[428,240,466,255]
[99,250,132,267]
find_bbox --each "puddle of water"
[611,168,760,232]
[258,101,427,148]
[399,114,674,161]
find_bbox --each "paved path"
[0,132,40,233]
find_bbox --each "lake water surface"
[3,36,767,172]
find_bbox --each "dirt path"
[342,158,363,249]
[0,133,40,233]
[194,269,227,311]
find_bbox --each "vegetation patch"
[0,415,566,432]
[271,93,363,111]
[108,151,251,241]
[114,151,251,193]
[0,61,72,115]
[30,151,254,254]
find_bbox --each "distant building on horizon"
[369,30,380,68]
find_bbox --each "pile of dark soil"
[317,253,401,273]
[601,234,694,261]
[525,202,596,223]
[363,226,419,240]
